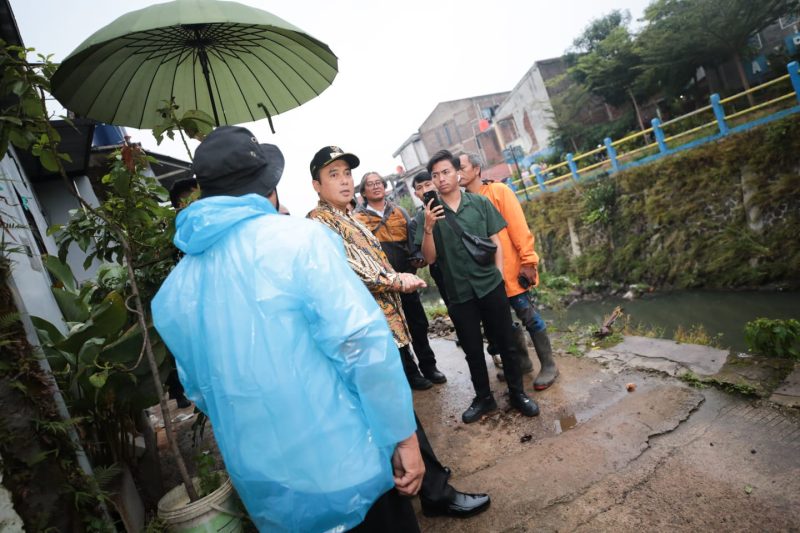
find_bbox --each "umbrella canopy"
[51,0,338,128]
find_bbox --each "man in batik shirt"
[306,145,491,520]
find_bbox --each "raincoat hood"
[174,194,276,255]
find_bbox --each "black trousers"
[348,415,450,532]
[400,291,438,374]
[417,414,452,504]
[448,282,524,397]
[348,488,419,532]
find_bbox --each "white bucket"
[158,477,244,532]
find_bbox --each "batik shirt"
[308,200,411,348]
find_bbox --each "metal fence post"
[651,118,668,154]
[533,166,547,192]
[566,153,580,182]
[710,93,729,135]
[789,61,800,104]
[603,137,619,173]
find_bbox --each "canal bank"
[521,114,800,293]
[545,289,800,352]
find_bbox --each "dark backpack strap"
[443,208,465,237]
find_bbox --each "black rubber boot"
[513,322,533,374]
[532,330,558,390]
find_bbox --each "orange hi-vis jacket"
[479,182,539,297]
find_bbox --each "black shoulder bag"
[442,209,497,266]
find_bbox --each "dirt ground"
[151,336,800,532]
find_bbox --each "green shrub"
[744,318,800,359]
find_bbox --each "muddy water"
[547,290,799,352]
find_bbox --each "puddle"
[554,413,579,433]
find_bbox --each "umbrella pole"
[196,39,220,127]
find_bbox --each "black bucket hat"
[193,126,284,199]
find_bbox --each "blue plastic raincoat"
[151,194,416,532]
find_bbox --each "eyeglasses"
[364,181,384,188]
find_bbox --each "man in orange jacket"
[457,152,559,390]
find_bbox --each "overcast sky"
[12,0,651,214]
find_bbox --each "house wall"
[0,149,66,331]
[33,177,101,284]
[419,94,509,164]
[494,63,559,155]
[398,139,429,171]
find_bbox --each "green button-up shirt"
[415,191,507,305]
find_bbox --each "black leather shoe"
[408,374,433,390]
[421,490,491,518]
[462,395,497,423]
[509,391,540,417]
[423,368,447,384]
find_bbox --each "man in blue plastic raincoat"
[152,126,424,532]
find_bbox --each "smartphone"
[422,190,440,210]
[518,275,531,290]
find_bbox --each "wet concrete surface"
[412,337,800,532]
[585,335,728,376]
[770,362,800,408]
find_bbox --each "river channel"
[421,288,798,353]
[544,290,799,352]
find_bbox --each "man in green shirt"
[415,149,540,423]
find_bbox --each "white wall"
[34,176,102,284]
[0,461,24,533]
[0,149,66,331]
[495,63,557,154]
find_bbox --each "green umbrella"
[51,0,338,129]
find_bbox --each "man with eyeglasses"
[354,172,447,390]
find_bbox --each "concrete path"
[412,338,800,532]
[771,362,800,408]
[585,335,728,376]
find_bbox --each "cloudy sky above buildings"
[13,0,651,214]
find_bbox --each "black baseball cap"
[193,126,284,199]
[309,146,360,179]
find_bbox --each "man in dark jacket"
[354,172,446,389]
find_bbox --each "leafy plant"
[674,324,724,348]
[1,43,199,501]
[153,98,215,160]
[0,41,68,171]
[423,303,448,320]
[195,450,222,498]
[33,258,170,466]
[0,312,21,354]
[744,318,800,359]
[50,145,177,302]
[680,370,707,388]
[395,194,417,215]
[582,182,617,226]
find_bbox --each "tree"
[1,42,200,503]
[638,0,800,106]
[568,11,649,132]
[571,9,630,53]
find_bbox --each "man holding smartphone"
[416,150,540,423]
[458,152,559,390]
[408,171,451,307]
